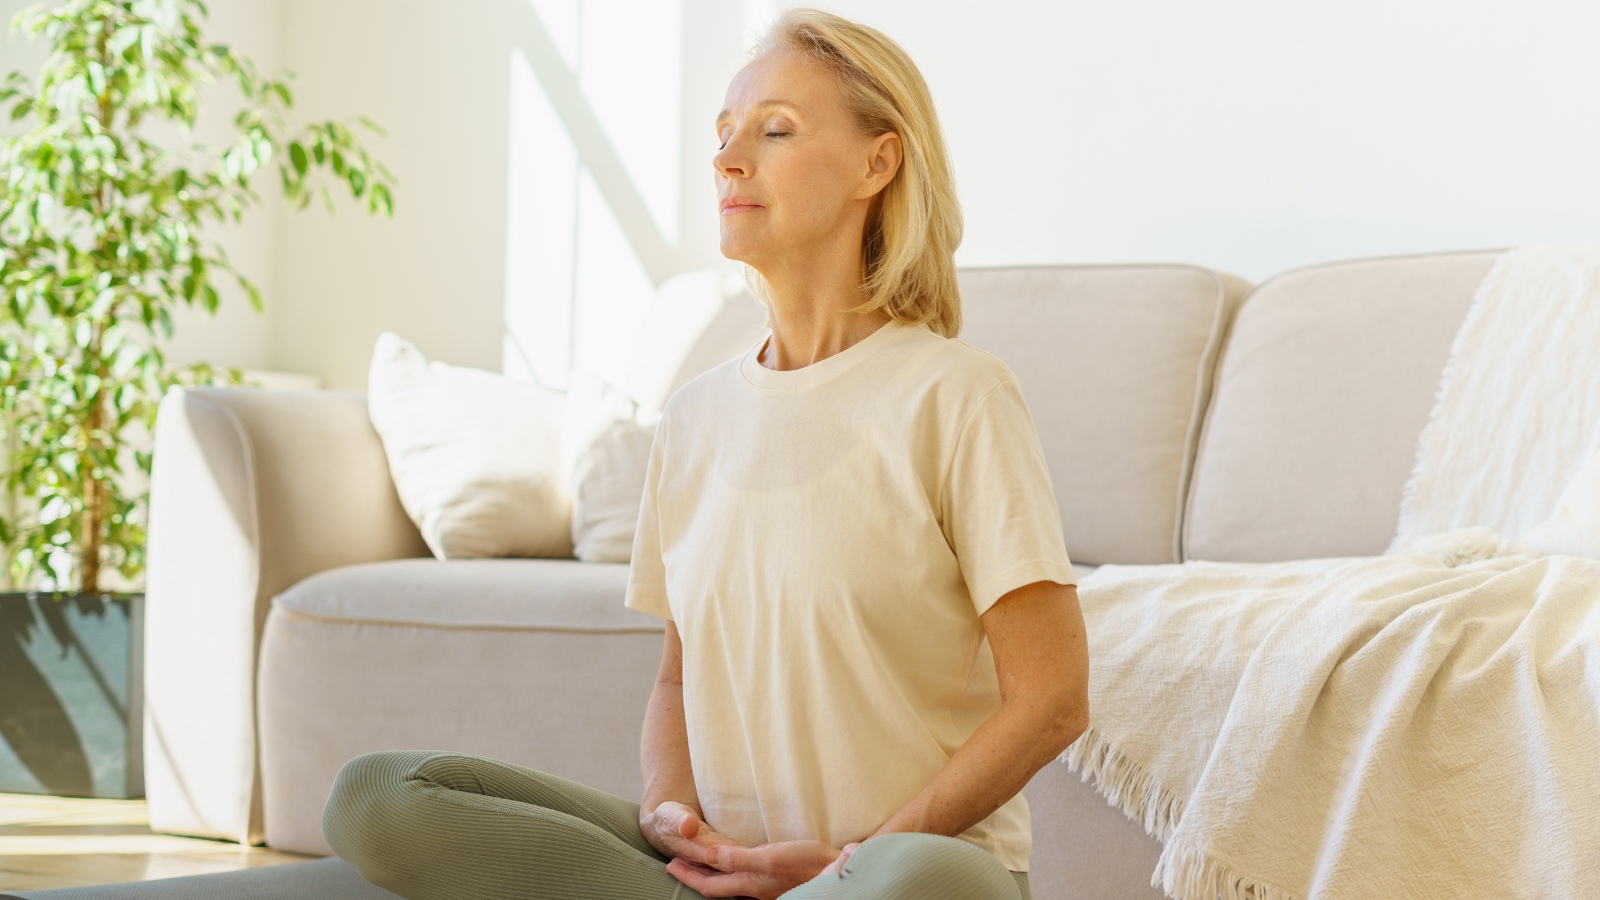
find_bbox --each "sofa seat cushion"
[273,558,661,632]
[960,264,1251,566]
[260,559,664,856]
[1184,250,1500,562]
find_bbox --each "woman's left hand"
[665,840,842,899]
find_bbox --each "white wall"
[844,0,1600,277]
[8,0,1600,389]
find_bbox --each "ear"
[855,131,903,200]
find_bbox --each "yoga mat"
[3,857,400,900]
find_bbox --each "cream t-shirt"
[625,319,1074,872]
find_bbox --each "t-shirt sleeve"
[943,378,1076,616]
[625,417,673,621]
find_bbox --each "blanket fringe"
[1062,729,1302,900]
[1155,839,1298,900]
[1060,725,1184,843]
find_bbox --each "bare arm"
[641,622,699,820]
[872,579,1090,839]
[640,622,746,861]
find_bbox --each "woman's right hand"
[642,801,746,864]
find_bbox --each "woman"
[323,10,1089,900]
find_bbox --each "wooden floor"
[0,793,311,893]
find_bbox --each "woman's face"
[714,48,900,269]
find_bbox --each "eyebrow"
[716,99,801,125]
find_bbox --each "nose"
[713,132,750,181]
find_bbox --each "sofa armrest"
[143,387,428,844]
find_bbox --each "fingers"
[648,803,756,873]
[666,858,762,898]
[703,844,746,872]
[647,804,705,864]
[658,818,737,868]
[676,809,701,841]
[653,804,701,846]
[654,802,698,835]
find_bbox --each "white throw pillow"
[1522,450,1600,559]
[563,372,658,563]
[368,332,572,560]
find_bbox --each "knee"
[845,833,1020,900]
[325,752,411,823]
[322,751,433,875]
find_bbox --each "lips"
[720,196,764,215]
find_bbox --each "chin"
[718,234,764,266]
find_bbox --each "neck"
[753,230,891,372]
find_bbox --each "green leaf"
[0,0,391,593]
[109,25,140,57]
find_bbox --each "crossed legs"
[323,752,1028,900]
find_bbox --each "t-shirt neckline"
[740,319,909,392]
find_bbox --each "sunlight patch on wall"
[504,47,578,388]
[573,169,655,387]
[504,0,686,389]
[579,0,683,246]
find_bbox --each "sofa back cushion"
[1183,250,1501,562]
[959,265,1249,565]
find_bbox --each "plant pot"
[0,592,144,798]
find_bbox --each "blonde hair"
[752,8,963,338]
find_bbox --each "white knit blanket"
[1065,244,1600,899]
[1070,555,1600,900]
[1391,242,1600,549]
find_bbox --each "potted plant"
[0,0,394,798]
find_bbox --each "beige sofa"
[143,249,1498,899]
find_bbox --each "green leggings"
[323,751,1030,900]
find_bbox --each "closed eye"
[716,130,791,149]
